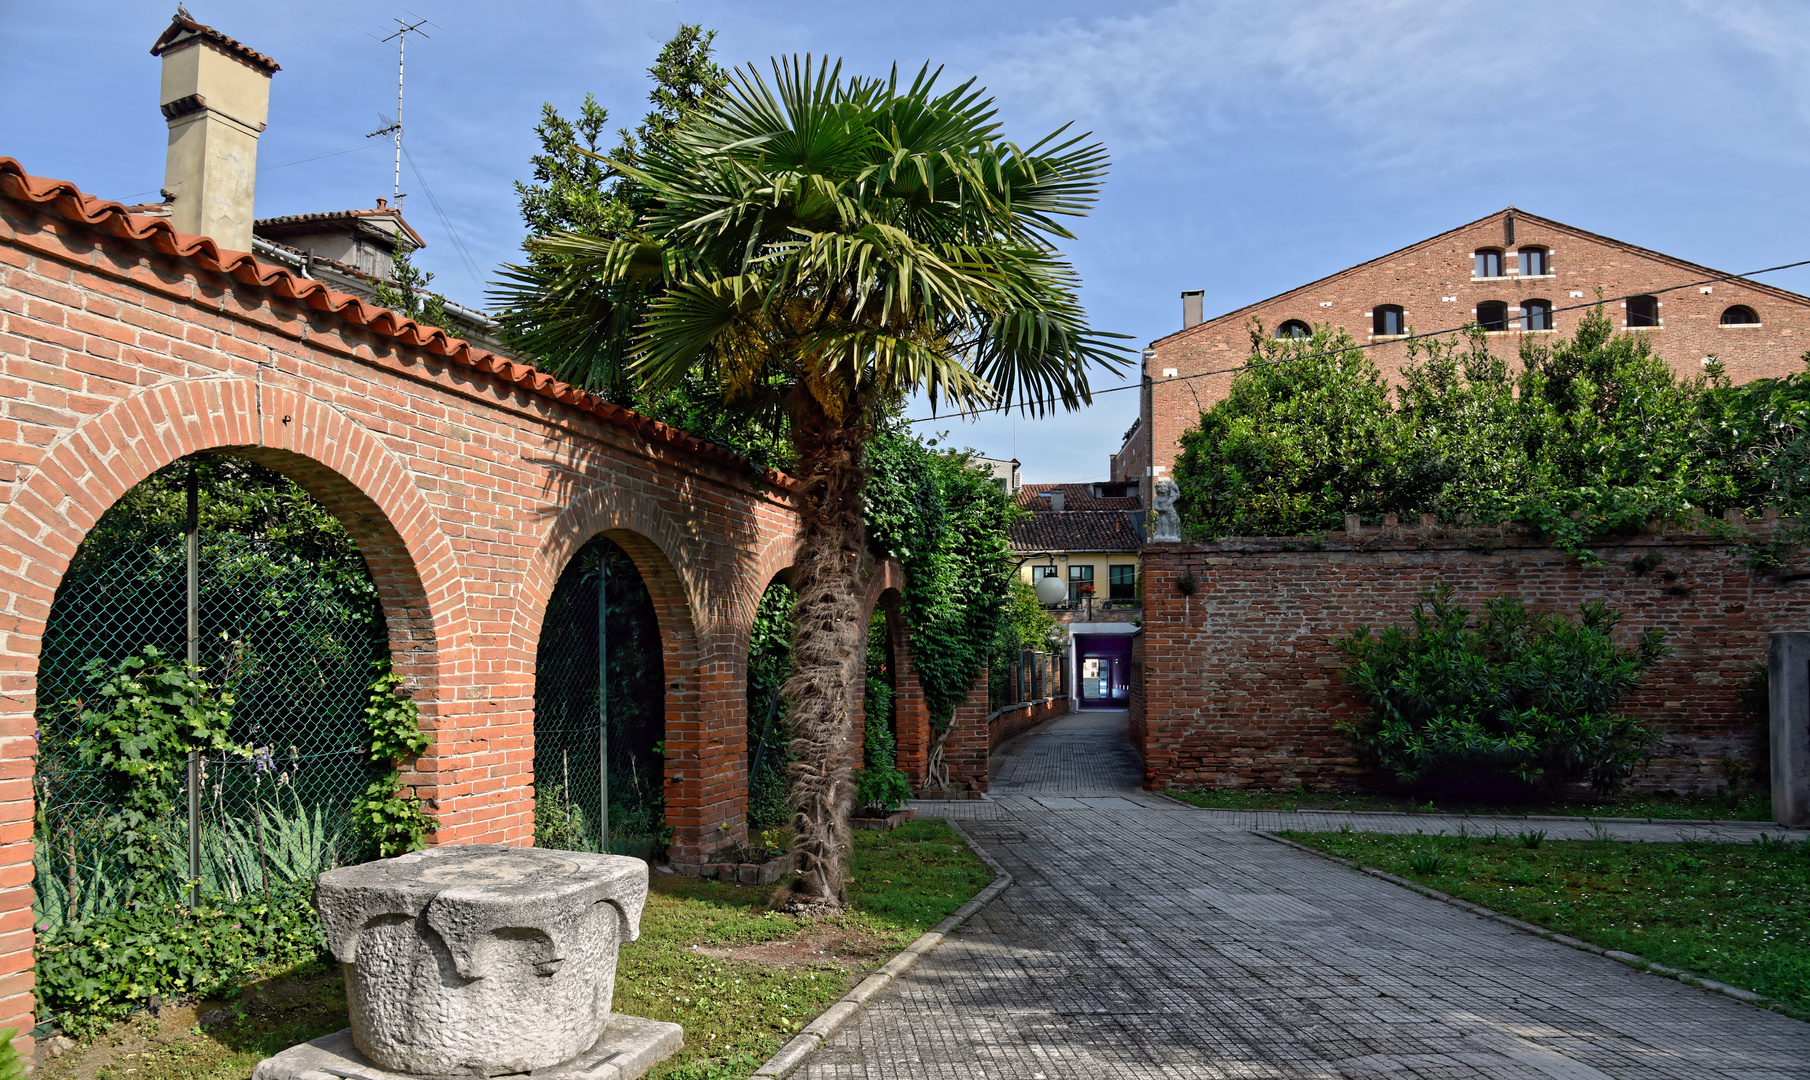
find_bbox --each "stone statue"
[1152,479,1182,542]
[254,846,682,1080]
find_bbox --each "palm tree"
[497,57,1123,908]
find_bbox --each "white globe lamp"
[1034,572,1068,606]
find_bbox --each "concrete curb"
[750,820,1012,1078]
[1256,830,1790,1016]
[1163,798,1784,829]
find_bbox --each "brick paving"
[800,711,1810,1079]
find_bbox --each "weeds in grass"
[1517,830,1546,849]
[1407,852,1448,875]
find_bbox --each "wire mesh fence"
[532,537,667,858]
[33,457,388,935]
[745,582,795,831]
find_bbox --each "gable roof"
[1010,510,1142,554]
[0,156,794,491]
[1017,483,1141,512]
[1152,208,1810,348]
[256,207,427,250]
[149,10,280,75]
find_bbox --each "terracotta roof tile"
[256,207,426,250]
[149,12,280,75]
[0,157,794,492]
[1017,483,1141,512]
[1010,511,1142,553]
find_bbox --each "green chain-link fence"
[532,537,667,858]
[33,456,388,934]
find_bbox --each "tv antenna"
[366,16,433,203]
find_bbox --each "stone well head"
[314,845,648,1077]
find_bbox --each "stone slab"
[251,1014,683,1080]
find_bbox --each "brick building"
[1113,209,1810,500]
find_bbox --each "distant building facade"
[1114,209,1810,500]
[1010,482,1144,711]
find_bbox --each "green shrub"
[1336,585,1668,792]
[36,887,323,1035]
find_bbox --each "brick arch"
[512,482,707,672]
[728,532,801,636]
[513,484,723,860]
[0,378,466,717]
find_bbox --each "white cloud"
[967,0,1805,166]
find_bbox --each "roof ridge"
[1152,207,1810,347]
[0,157,795,492]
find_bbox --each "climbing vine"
[349,670,436,858]
[864,425,1015,787]
[858,612,911,813]
[77,648,238,901]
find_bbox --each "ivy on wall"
[864,425,1015,785]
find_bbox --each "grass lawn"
[1286,829,1810,1017]
[36,820,994,1080]
[1169,786,1771,821]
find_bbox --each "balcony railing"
[1041,597,1141,611]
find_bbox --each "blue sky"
[7,1,1810,483]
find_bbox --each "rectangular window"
[1474,250,1502,278]
[1068,564,1094,602]
[1109,564,1137,599]
[1519,248,1547,276]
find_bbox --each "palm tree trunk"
[782,389,869,906]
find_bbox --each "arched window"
[1276,319,1312,339]
[1477,301,1508,332]
[1521,299,1552,331]
[1721,305,1760,326]
[1474,249,1504,278]
[1518,246,1549,276]
[1373,305,1405,336]
[1627,295,1659,328]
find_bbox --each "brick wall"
[1135,524,1800,795]
[1140,210,1810,492]
[988,695,1068,751]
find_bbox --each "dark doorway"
[1073,633,1133,710]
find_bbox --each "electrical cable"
[258,142,376,173]
[904,256,1810,424]
[401,142,486,292]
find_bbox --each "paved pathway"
[799,711,1810,1079]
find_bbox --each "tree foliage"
[1336,585,1669,793]
[504,26,793,467]
[1173,307,1810,562]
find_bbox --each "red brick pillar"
[0,725,32,1056]
[666,630,748,869]
[942,669,990,794]
[890,610,931,789]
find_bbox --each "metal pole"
[185,462,200,908]
[597,549,609,853]
[393,27,404,202]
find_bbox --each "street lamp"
[1017,550,1069,606]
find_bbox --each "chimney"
[150,10,280,252]
[1181,290,1204,329]
[1046,491,1066,512]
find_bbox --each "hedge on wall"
[1174,305,1810,562]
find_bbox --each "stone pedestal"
[257,845,680,1079]
[252,1014,682,1080]
[1771,631,1810,828]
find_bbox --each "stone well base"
[251,1014,682,1080]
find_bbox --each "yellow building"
[1010,483,1143,710]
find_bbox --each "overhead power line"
[905,256,1810,424]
